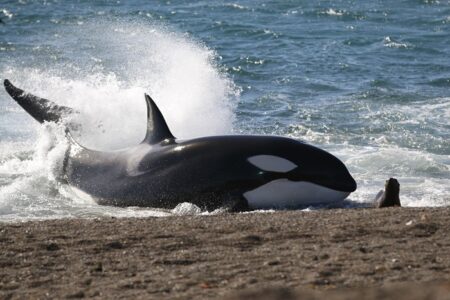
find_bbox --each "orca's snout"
[331,157,357,193]
[306,147,357,193]
[342,173,357,192]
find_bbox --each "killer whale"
[3,79,357,211]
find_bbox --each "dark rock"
[45,243,60,251]
[105,241,123,249]
[66,290,85,298]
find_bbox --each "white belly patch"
[243,179,349,209]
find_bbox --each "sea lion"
[375,178,401,208]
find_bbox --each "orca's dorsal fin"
[143,94,175,144]
[3,79,75,124]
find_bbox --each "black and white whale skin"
[4,79,357,211]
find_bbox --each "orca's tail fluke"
[3,79,75,124]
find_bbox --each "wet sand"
[1,207,450,299]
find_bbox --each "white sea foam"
[324,9,345,16]
[225,3,248,10]
[4,21,237,150]
[1,9,13,19]
[172,202,202,215]
[383,36,411,49]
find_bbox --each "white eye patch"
[247,155,298,173]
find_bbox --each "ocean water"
[0,0,449,221]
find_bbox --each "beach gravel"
[0,207,449,299]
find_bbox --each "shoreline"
[1,207,449,299]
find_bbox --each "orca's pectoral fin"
[3,79,75,124]
[142,94,176,144]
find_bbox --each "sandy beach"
[1,207,449,299]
